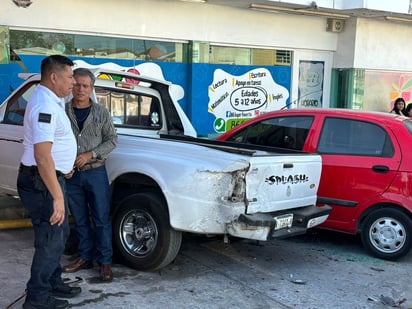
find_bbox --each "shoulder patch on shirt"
[38,113,52,123]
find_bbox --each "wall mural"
[363,70,412,112]
[207,68,289,134]
[0,55,291,136]
[390,75,412,108]
[72,59,185,106]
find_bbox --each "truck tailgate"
[246,154,321,213]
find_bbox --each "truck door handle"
[372,165,389,173]
[283,163,294,169]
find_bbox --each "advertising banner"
[298,60,324,108]
[207,67,290,134]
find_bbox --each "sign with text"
[208,68,289,133]
[298,61,324,108]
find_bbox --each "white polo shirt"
[21,84,77,174]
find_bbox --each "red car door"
[310,116,401,233]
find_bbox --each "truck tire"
[361,208,412,261]
[112,192,182,271]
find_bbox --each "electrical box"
[326,18,345,32]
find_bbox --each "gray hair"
[73,67,95,86]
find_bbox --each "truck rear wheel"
[113,192,182,271]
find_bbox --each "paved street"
[1,194,412,309]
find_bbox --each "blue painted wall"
[0,56,291,136]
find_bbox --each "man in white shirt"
[17,55,80,309]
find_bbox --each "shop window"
[253,49,292,66]
[0,26,9,64]
[9,30,188,63]
[192,42,292,66]
[209,45,251,65]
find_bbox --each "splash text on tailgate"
[265,174,309,185]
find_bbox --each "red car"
[217,108,412,260]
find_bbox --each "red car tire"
[361,208,412,260]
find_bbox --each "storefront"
[2,0,411,136]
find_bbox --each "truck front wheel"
[112,192,182,271]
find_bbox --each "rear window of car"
[317,117,394,157]
[226,116,313,151]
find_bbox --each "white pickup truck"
[0,66,331,271]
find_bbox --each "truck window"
[95,87,161,129]
[3,83,37,126]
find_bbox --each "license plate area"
[274,214,293,230]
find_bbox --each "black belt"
[19,164,65,177]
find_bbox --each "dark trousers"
[17,168,69,302]
[66,165,112,265]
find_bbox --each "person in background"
[390,97,407,116]
[62,67,117,282]
[405,103,412,117]
[17,55,80,309]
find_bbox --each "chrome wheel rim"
[119,210,158,257]
[369,216,406,254]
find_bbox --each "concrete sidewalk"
[1,193,412,309]
[2,228,412,308]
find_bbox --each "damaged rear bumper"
[226,205,332,241]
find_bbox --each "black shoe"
[22,296,69,309]
[50,282,81,298]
